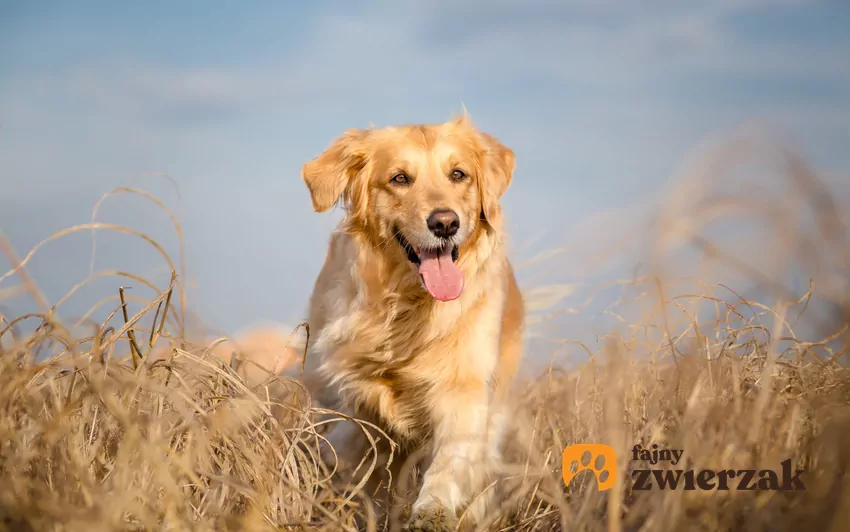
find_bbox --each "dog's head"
[301,113,515,302]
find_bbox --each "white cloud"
[1,0,846,339]
[7,0,838,128]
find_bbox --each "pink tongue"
[418,247,464,301]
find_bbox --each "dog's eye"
[450,169,467,181]
[390,173,410,185]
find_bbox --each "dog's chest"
[321,299,488,439]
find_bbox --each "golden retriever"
[299,112,524,531]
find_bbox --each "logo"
[562,443,806,492]
[561,444,617,492]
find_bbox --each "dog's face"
[302,114,515,302]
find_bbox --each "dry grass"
[1,131,848,531]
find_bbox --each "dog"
[299,112,524,531]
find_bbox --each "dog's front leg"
[407,383,501,531]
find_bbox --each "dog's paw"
[404,507,457,532]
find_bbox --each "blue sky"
[1,1,849,368]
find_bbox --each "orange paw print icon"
[562,444,617,491]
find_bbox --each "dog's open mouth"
[395,232,463,302]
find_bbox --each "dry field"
[1,133,848,531]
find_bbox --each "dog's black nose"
[427,209,460,239]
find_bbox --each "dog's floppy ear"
[478,131,516,227]
[302,129,368,213]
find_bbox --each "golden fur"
[145,324,301,387]
[299,113,524,531]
